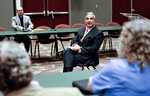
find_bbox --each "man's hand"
[27,28,32,31]
[19,26,24,31]
[69,44,82,52]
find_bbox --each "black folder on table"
[72,79,94,95]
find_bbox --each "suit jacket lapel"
[16,15,21,26]
[23,15,26,28]
[80,26,95,45]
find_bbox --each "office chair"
[0,27,7,41]
[55,24,73,55]
[95,23,105,27]
[34,26,55,59]
[72,23,86,28]
[102,22,120,50]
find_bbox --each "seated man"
[11,7,33,52]
[87,19,150,96]
[63,12,104,72]
[0,41,83,96]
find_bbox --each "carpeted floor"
[30,36,118,75]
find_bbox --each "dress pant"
[15,35,31,52]
[63,48,84,72]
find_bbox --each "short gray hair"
[85,12,96,19]
[0,41,32,91]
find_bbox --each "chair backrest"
[107,22,120,26]
[35,26,51,39]
[0,27,6,31]
[95,23,105,27]
[55,24,71,37]
[72,23,86,28]
[55,24,70,29]
[107,22,120,35]
[36,26,51,30]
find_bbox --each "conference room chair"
[94,23,111,51]
[55,24,73,55]
[72,23,86,28]
[34,26,55,59]
[95,23,105,27]
[103,22,120,50]
[0,27,8,41]
[76,63,96,70]
[71,23,86,45]
[72,23,86,35]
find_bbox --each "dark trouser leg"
[63,48,77,72]
[23,36,31,52]
[14,35,31,52]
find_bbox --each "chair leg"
[60,40,65,51]
[30,41,33,57]
[34,42,37,57]
[86,66,90,70]
[102,37,107,50]
[108,35,112,50]
[82,66,84,70]
[51,43,53,56]
[93,66,96,69]
[38,43,40,59]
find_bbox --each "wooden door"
[22,0,69,29]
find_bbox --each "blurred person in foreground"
[63,12,104,72]
[0,41,83,96]
[11,7,33,52]
[87,19,150,96]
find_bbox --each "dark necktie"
[19,16,24,27]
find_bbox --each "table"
[0,69,99,96]
[0,26,122,36]
[33,69,99,96]
[0,26,122,57]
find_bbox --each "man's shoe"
[63,67,73,72]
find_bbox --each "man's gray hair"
[0,41,32,91]
[85,12,96,19]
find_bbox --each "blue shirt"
[92,58,150,96]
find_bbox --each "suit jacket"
[73,26,104,66]
[11,15,34,31]
[4,84,83,96]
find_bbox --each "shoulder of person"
[12,16,17,19]
[108,58,129,69]
[23,15,30,18]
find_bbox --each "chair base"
[77,64,96,70]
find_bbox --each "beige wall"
[70,0,112,26]
[0,0,14,30]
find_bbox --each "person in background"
[87,19,150,96]
[0,41,83,96]
[11,7,33,52]
[63,12,104,72]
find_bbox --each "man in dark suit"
[11,7,34,52]
[63,12,104,72]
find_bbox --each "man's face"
[85,14,96,28]
[17,7,24,16]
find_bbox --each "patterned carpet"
[30,36,118,75]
